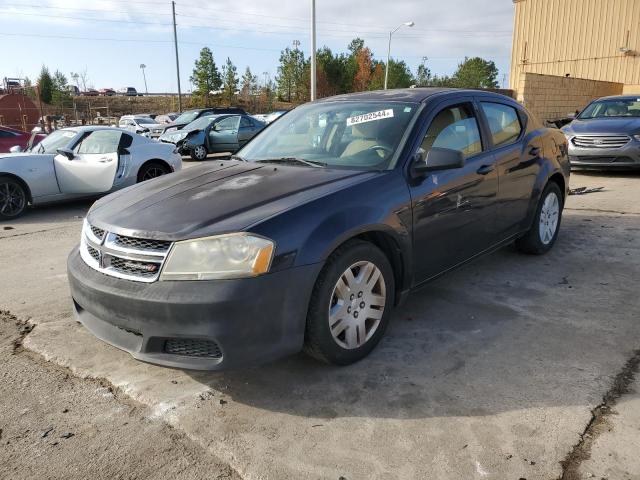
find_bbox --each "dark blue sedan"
[68,88,570,370]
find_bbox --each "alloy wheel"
[328,261,386,349]
[194,145,207,160]
[141,166,166,181]
[0,181,26,217]
[539,191,560,245]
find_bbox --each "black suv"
[150,107,247,138]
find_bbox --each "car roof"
[59,126,136,134]
[591,95,640,101]
[314,87,513,104]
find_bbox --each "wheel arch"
[136,159,172,182]
[0,172,33,203]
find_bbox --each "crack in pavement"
[0,224,80,240]
[558,349,640,480]
[565,207,640,216]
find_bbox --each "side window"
[480,102,522,147]
[216,116,240,131]
[240,116,253,129]
[0,130,17,138]
[74,130,122,155]
[421,104,482,158]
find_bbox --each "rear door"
[238,116,259,147]
[477,100,540,237]
[54,129,121,194]
[208,116,240,153]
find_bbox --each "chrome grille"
[572,135,630,149]
[112,235,171,252]
[90,225,105,240]
[164,339,223,359]
[80,220,172,283]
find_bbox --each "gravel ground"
[0,311,239,480]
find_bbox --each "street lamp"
[139,63,148,95]
[385,21,414,90]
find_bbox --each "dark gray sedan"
[562,95,640,169]
[160,114,265,160]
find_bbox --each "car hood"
[88,161,373,240]
[563,118,640,135]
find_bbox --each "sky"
[1,0,515,93]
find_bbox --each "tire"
[516,182,563,255]
[137,161,170,183]
[304,240,395,365]
[0,175,28,220]
[190,145,208,161]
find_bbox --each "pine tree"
[240,67,258,101]
[37,66,54,104]
[190,47,222,106]
[221,58,238,104]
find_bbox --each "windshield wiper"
[255,157,325,168]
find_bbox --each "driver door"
[208,116,240,153]
[409,100,499,282]
[54,129,121,194]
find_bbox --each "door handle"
[529,147,541,157]
[476,164,495,175]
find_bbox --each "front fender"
[0,154,59,200]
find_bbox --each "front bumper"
[68,247,322,370]
[568,142,640,169]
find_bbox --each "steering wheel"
[367,144,393,158]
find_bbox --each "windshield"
[174,111,200,124]
[185,116,217,131]
[579,99,640,119]
[33,129,77,153]
[135,117,156,125]
[238,101,419,170]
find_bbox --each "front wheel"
[0,175,28,220]
[190,145,208,161]
[516,182,563,254]
[304,240,395,365]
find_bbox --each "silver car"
[562,95,640,169]
[0,126,182,220]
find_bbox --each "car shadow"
[185,213,640,419]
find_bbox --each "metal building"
[510,0,640,121]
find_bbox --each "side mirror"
[57,147,75,160]
[411,147,465,177]
[9,145,23,153]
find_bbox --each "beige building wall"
[510,0,640,92]
[516,73,623,121]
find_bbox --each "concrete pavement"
[1,169,639,479]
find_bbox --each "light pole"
[139,64,148,95]
[310,0,317,101]
[385,21,414,90]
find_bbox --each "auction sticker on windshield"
[347,109,394,127]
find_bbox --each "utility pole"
[140,64,148,95]
[171,1,182,112]
[310,0,317,101]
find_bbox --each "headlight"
[633,135,640,142]
[166,127,177,133]
[160,233,275,281]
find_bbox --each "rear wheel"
[190,145,208,161]
[0,175,28,220]
[304,240,395,365]
[137,162,170,182]
[516,182,563,254]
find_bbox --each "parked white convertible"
[0,126,181,220]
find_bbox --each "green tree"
[221,57,238,104]
[51,70,72,107]
[190,47,222,106]
[276,47,306,102]
[384,59,414,89]
[415,64,432,87]
[37,66,53,104]
[452,57,499,88]
[240,66,258,102]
